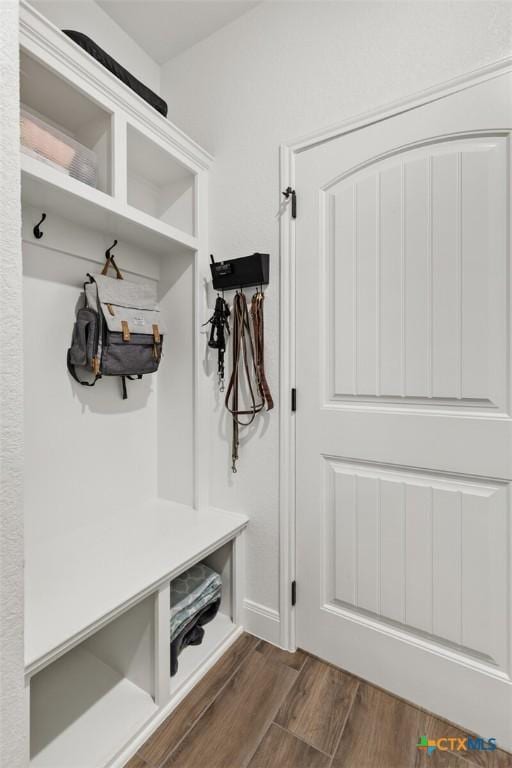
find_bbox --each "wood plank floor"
[126,633,512,768]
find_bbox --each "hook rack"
[33,212,46,239]
[105,239,118,260]
[210,252,269,292]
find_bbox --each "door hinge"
[291,580,297,606]
[282,187,297,219]
[291,388,297,412]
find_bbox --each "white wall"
[22,236,159,549]
[0,1,25,765]
[161,1,512,634]
[31,0,161,94]
[20,206,196,549]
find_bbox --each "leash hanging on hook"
[225,288,273,473]
[203,292,230,391]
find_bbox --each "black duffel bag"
[63,30,168,118]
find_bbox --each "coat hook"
[282,187,297,219]
[33,213,46,239]
[105,239,118,260]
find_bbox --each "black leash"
[204,294,230,391]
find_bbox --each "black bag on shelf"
[63,30,168,118]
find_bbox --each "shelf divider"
[112,112,128,203]
[154,583,171,707]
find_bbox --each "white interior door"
[295,69,512,747]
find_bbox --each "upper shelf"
[25,499,248,675]
[20,1,212,172]
[20,1,210,257]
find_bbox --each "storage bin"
[21,106,98,188]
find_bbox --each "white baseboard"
[243,599,281,645]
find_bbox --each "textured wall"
[0,0,25,764]
[161,1,512,622]
[31,0,161,94]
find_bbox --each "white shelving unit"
[20,3,248,766]
[25,502,247,675]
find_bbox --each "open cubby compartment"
[20,49,113,195]
[29,595,158,768]
[22,209,195,554]
[127,123,196,236]
[170,540,237,693]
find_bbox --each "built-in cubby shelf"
[127,124,196,237]
[171,612,236,692]
[19,15,210,258]
[25,501,247,675]
[21,153,198,257]
[30,601,158,768]
[20,49,113,195]
[170,540,237,693]
[20,2,245,767]
[27,519,246,768]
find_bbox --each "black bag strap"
[120,375,142,400]
[66,348,101,388]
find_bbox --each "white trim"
[231,528,246,627]
[278,56,512,652]
[243,599,281,645]
[278,143,296,651]
[322,602,511,683]
[287,55,512,153]
[195,169,210,510]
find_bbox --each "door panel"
[325,459,507,668]
[325,136,508,409]
[295,70,512,747]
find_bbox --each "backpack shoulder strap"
[66,349,101,388]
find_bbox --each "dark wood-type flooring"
[126,633,512,768]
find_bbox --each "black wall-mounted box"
[210,252,269,291]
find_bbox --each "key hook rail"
[209,252,269,292]
[208,252,273,473]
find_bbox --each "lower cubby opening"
[30,596,157,768]
[170,541,237,692]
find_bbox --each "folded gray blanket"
[170,563,222,641]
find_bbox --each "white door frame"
[278,55,512,652]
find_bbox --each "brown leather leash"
[225,289,273,472]
[251,290,274,411]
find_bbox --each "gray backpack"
[67,255,164,399]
